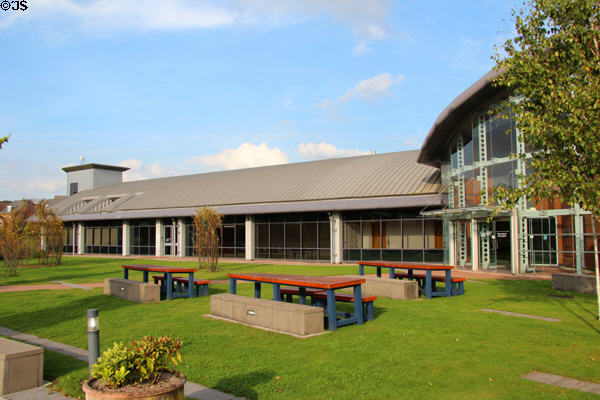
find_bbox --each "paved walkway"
[0,327,243,400]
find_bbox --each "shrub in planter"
[82,335,185,400]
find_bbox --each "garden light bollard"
[87,309,99,374]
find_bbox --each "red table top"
[122,264,196,273]
[227,273,365,289]
[357,261,453,271]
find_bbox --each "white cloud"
[119,159,173,181]
[297,142,369,160]
[1,0,237,31]
[284,100,296,110]
[25,178,64,193]
[352,41,372,56]
[339,73,404,102]
[1,0,393,40]
[188,142,289,171]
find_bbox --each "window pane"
[256,224,269,247]
[286,223,300,248]
[318,222,330,249]
[343,222,361,248]
[302,223,318,248]
[383,221,402,249]
[270,224,284,248]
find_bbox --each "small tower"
[62,163,130,195]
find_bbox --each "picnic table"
[357,261,457,299]
[227,272,366,331]
[121,264,196,300]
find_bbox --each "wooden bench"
[279,287,376,321]
[394,272,466,296]
[153,275,210,297]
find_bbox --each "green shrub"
[91,336,182,388]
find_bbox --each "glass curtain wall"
[84,221,122,254]
[255,213,330,261]
[342,210,443,262]
[63,223,78,254]
[130,219,156,256]
[184,216,245,258]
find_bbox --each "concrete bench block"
[342,275,419,300]
[210,294,324,337]
[552,273,596,294]
[104,278,160,303]
[0,337,43,395]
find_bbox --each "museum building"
[52,70,597,275]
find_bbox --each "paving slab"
[523,371,600,395]
[1,384,74,400]
[480,309,561,322]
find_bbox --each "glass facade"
[131,219,156,256]
[184,216,245,258]
[342,210,443,262]
[255,213,330,261]
[84,221,122,254]
[63,223,78,254]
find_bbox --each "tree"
[0,135,8,150]
[493,0,600,317]
[26,201,65,266]
[192,207,222,272]
[0,202,34,276]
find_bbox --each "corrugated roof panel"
[51,150,442,215]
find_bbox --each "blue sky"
[0,0,522,200]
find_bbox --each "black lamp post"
[86,309,99,374]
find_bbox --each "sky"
[0,0,523,200]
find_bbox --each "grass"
[0,257,599,399]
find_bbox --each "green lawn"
[1,257,598,399]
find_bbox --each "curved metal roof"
[418,69,507,167]
[51,150,443,220]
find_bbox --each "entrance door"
[528,217,557,265]
[480,220,511,270]
[164,223,178,256]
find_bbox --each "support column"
[330,212,343,264]
[245,216,255,260]
[77,222,85,255]
[510,209,519,275]
[155,219,164,257]
[177,218,185,258]
[470,219,479,271]
[122,221,130,256]
[447,220,456,267]
[574,205,585,275]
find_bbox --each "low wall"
[552,273,596,295]
[209,294,324,338]
[104,278,160,303]
[0,337,43,395]
[342,275,419,300]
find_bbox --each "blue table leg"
[326,289,337,331]
[444,270,451,297]
[123,268,129,279]
[273,284,281,301]
[353,285,364,325]
[389,267,395,279]
[166,273,173,300]
[358,264,364,275]
[229,278,237,294]
[376,267,381,278]
[142,271,148,283]
[425,270,432,299]
[254,282,261,298]
[298,287,306,305]
[188,272,194,298]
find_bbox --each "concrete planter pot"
[82,372,185,400]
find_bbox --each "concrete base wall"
[104,278,160,303]
[210,294,324,337]
[342,275,419,300]
[552,273,596,295]
[0,337,43,395]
